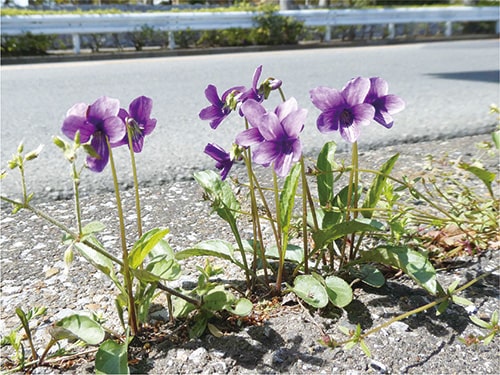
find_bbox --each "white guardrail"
[1,6,499,53]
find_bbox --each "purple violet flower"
[310,77,375,143]
[237,65,264,104]
[199,84,244,129]
[112,96,157,153]
[236,97,307,177]
[204,143,234,180]
[364,77,405,128]
[62,96,125,172]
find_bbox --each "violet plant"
[194,65,449,307]
[1,95,252,372]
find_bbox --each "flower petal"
[87,96,120,121]
[257,113,283,141]
[317,111,340,133]
[103,117,126,143]
[252,65,263,90]
[282,108,307,139]
[129,96,153,125]
[351,103,375,127]
[275,97,298,121]
[235,128,264,147]
[87,132,109,172]
[199,105,221,121]
[252,142,279,166]
[62,116,95,143]
[241,99,267,128]
[204,85,222,106]
[204,143,228,162]
[310,86,344,112]
[66,102,88,117]
[367,77,389,100]
[342,77,370,106]
[339,122,361,143]
[143,118,157,136]
[274,152,294,177]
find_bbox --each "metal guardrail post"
[169,31,176,49]
[496,20,500,35]
[388,23,395,39]
[72,34,81,54]
[445,21,453,37]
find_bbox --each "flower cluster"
[310,76,405,143]
[62,96,156,172]
[199,65,304,179]
[200,68,404,179]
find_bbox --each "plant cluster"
[1,66,498,374]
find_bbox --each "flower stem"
[126,124,143,238]
[300,158,309,274]
[244,152,269,286]
[71,162,83,235]
[273,172,284,293]
[106,138,139,336]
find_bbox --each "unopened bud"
[64,245,75,272]
[25,145,44,161]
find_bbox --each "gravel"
[1,133,498,374]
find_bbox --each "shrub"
[1,33,55,56]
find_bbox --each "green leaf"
[82,221,106,235]
[359,246,440,295]
[313,218,384,250]
[359,339,371,358]
[459,162,496,192]
[436,300,449,316]
[225,298,253,316]
[324,275,353,308]
[203,290,231,312]
[317,141,337,207]
[279,163,301,233]
[95,339,129,375]
[265,244,304,263]
[74,240,115,279]
[361,153,399,219]
[190,314,208,339]
[355,264,385,288]
[451,295,473,307]
[492,130,500,150]
[288,275,328,308]
[470,315,491,329]
[175,240,245,270]
[128,227,170,269]
[194,170,240,225]
[51,314,105,345]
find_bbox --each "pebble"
[189,347,209,366]
[370,359,388,374]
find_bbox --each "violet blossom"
[199,84,244,129]
[364,77,405,128]
[113,96,157,153]
[62,96,125,172]
[310,77,375,143]
[204,143,235,180]
[236,97,307,177]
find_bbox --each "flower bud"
[64,245,74,269]
[25,145,44,161]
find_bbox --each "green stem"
[300,158,309,274]
[244,152,269,286]
[71,162,83,235]
[126,124,143,238]
[106,138,139,336]
[0,196,123,265]
[273,172,285,293]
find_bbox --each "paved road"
[1,39,498,199]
